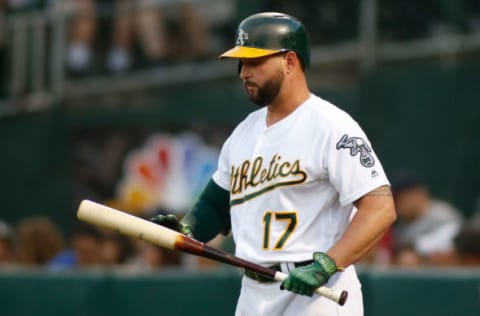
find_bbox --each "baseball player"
[152,12,396,316]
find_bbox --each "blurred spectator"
[264,0,359,44]
[66,0,214,75]
[16,216,65,266]
[106,0,213,72]
[100,231,136,265]
[392,243,423,267]
[65,0,96,74]
[454,223,480,266]
[391,171,464,265]
[0,220,14,265]
[470,197,480,227]
[105,0,167,73]
[431,0,470,35]
[129,241,181,271]
[48,222,103,269]
[71,223,104,266]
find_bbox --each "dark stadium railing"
[1,0,480,115]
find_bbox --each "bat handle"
[274,272,348,306]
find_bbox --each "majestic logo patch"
[236,29,249,46]
[336,134,375,168]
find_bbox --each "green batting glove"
[280,252,338,296]
[150,214,193,238]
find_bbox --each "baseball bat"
[77,200,348,306]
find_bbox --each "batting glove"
[280,252,338,296]
[150,214,193,237]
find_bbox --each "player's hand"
[280,252,338,296]
[150,214,193,237]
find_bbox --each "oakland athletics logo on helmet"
[220,12,310,68]
[236,29,249,46]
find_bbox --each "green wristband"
[313,252,338,277]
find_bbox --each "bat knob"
[339,291,348,306]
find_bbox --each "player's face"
[239,55,285,107]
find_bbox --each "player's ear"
[284,51,297,74]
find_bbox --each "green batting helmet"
[220,12,310,68]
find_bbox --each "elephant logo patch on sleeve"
[336,134,375,168]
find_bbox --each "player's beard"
[245,70,285,107]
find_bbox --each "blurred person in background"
[391,170,464,266]
[123,210,181,270]
[66,0,213,75]
[429,0,480,35]
[16,216,65,266]
[71,223,103,266]
[100,231,137,266]
[128,241,181,271]
[105,0,166,73]
[65,0,97,75]
[106,0,212,72]
[0,220,14,265]
[470,196,480,227]
[48,222,103,269]
[263,0,358,44]
[172,1,212,60]
[391,243,423,267]
[453,223,480,266]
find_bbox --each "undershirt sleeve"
[181,179,231,243]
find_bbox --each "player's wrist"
[179,221,193,237]
[313,252,340,277]
[150,214,193,237]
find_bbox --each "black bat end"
[339,291,348,306]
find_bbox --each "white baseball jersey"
[212,94,389,315]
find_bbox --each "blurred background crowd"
[1,170,479,271]
[0,0,479,98]
[0,0,479,273]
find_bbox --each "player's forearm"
[327,186,396,269]
[181,179,231,243]
[328,226,386,269]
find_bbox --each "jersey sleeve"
[212,136,231,191]
[324,118,390,206]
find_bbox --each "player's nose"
[239,61,251,80]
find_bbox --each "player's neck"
[266,78,310,127]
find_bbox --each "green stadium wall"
[0,267,478,316]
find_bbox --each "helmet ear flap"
[237,61,243,74]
